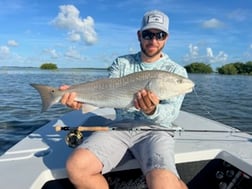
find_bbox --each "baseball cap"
[140,10,169,34]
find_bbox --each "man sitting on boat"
[60,10,188,189]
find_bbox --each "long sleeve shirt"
[108,52,188,128]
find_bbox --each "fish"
[30,70,194,112]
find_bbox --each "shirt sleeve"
[142,95,184,127]
[108,60,120,78]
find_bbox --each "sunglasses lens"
[142,31,167,41]
[142,31,152,40]
[157,32,167,40]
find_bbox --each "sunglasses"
[141,30,167,41]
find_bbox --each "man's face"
[139,29,168,58]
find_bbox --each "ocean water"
[0,67,252,155]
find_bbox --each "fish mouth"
[184,81,195,94]
[185,87,194,93]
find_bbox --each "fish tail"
[30,84,61,112]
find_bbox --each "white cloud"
[43,48,59,59]
[68,31,81,42]
[183,44,228,65]
[0,46,24,65]
[189,44,199,57]
[202,18,224,29]
[7,40,18,47]
[51,5,97,45]
[0,46,10,58]
[64,47,85,60]
[209,50,228,64]
[206,47,213,57]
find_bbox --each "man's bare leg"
[66,148,109,189]
[146,169,188,189]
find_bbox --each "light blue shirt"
[108,52,188,128]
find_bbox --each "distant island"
[184,61,252,75]
[40,63,58,70]
[39,63,108,71]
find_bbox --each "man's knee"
[66,148,103,179]
[66,148,87,183]
[66,148,109,188]
[146,169,188,189]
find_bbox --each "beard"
[140,43,165,58]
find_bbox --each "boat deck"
[0,108,252,188]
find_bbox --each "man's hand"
[134,89,159,115]
[59,85,83,110]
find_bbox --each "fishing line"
[192,87,216,120]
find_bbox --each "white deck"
[0,109,252,189]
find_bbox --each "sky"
[0,0,252,69]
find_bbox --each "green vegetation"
[184,62,213,74]
[184,61,252,75]
[40,63,58,70]
[217,61,252,75]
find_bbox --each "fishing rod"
[55,125,252,134]
[55,125,252,148]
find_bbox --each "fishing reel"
[65,129,84,148]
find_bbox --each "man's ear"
[137,30,141,41]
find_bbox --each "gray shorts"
[78,121,178,176]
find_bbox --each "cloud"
[43,48,59,59]
[7,40,18,47]
[202,18,224,29]
[210,50,228,63]
[68,31,81,42]
[64,47,85,60]
[183,44,228,65]
[189,44,199,57]
[0,46,22,65]
[51,5,97,45]
[0,46,10,58]
[206,47,213,57]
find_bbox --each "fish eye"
[51,90,55,93]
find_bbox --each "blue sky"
[0,0,252,68]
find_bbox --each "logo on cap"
[148,14,164,24]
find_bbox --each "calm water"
[0,67,252,155]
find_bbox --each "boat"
[0,108,252,189]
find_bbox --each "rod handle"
[55,125,109,132]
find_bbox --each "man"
[61,10,188,189]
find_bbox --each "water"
[0,68,252,155]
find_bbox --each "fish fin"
[30,84,61,112]
[145,80,152,91]
[81,104,99,113]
